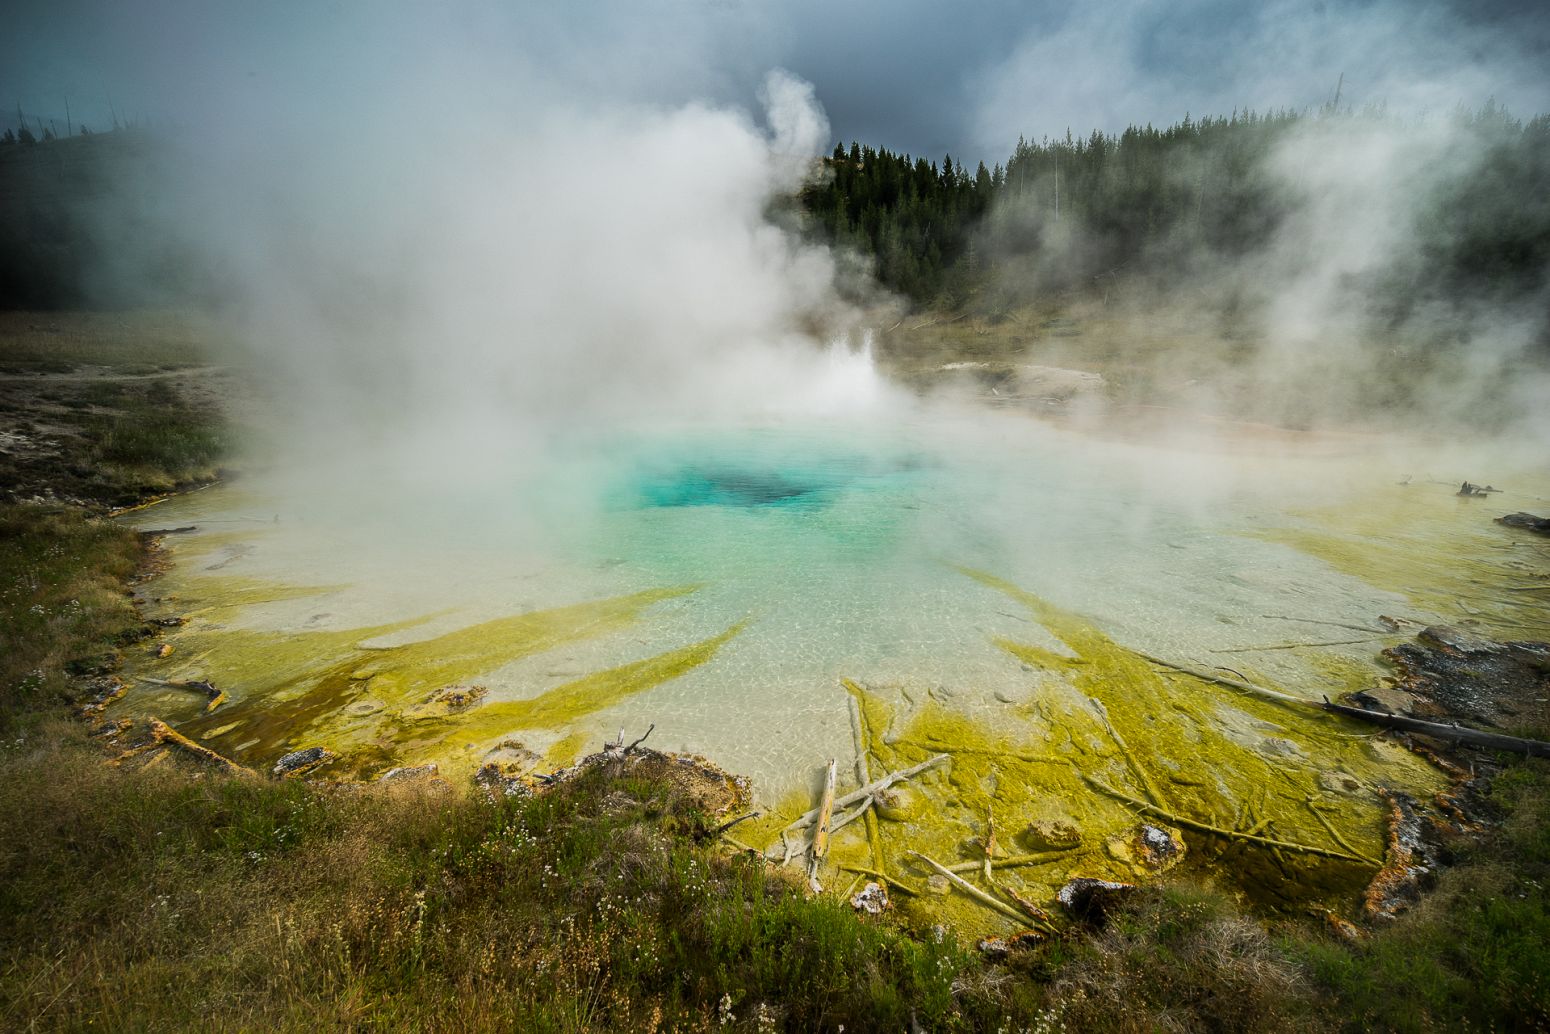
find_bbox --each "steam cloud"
[149,36,883,491]
[956,0,1550,444]
[971,0,1550,152]
[8,1,1545,459]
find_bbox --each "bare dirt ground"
[0,310,238,507]
[875,297,1465,443]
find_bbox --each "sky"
[3,0,1548,164]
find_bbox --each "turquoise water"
[124,410,1453,798]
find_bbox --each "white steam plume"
[161,54,886,492]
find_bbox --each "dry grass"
[1029,885,1324,1033]
[1295,760,1550,1032]
[0,733,1028,1032]
[874,296,1468,433]
[0,309,218,373]
[0,506,142,730]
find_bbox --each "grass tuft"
[0,506,141,729]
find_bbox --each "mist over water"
[198,66,876,479]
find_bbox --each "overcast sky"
[5,0,1548,163]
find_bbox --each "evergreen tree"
[800,105,1550,319]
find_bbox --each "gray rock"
[272,746,334,777]
[1350,685,1417,715]
[1057,877,1135,922]
[976,936,1010,959]
[850,881,890,914]
[379,764,439,782]
[1496,512,1550,536]
[1419,625,1502,656]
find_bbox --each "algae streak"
[1253,483,1550,641]
[755,569,1444,934]
[397,621,747,761]
[137,585,701,776]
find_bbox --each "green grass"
[77,401,230,487]
[0,309,216,372]
[0,736,1042,1032]
[1296,760,1550,1032]
[17,721,1544,1032]
[0,310,232,505]
[0,506,142,730]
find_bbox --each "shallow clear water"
[127,407,1491,790]
[119,402,1550,918]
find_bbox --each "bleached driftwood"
[1084,775,1371,864]
[1144,652,1550,757]
[807,758,838,886]
[823,800,874,839]
[842,680,887,874]
[944,850,1072,874]
[908,851,1036,926]
[780,754,950,835]
[111,718,255,778]
[1089,697,1166,806]
[812,759,837,855]
[604,724,655,757]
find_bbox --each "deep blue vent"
[636,464,830,510]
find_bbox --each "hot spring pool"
[117,406,1549,919]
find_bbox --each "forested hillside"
[0,129,191,309]
[4,106,1547,329]
[800,105,1550,328]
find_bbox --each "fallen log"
[826,800,873,837]
[908,851,1038,927]
[780,753,950,834]
[887,740,1064,764]
[111,718,256,778]
[1000,884,1053,924]
[1145,652,1550,757]
[944,850,1073,874]
[704,810,762,841]
[604,724,655,757]
[109,480,220,518]
[842,680,887,874]
[1083,775,1372,864]
[1260,614,1393,634]
[808,758,838,885]
[983,807,997,884]
[1090,697,1165,806]
[1306,797,1380,866]
[1139,653,1307,706]
[132,675,226,712]
[1319,698,1550,758]
[1497,512,1550,536]
[1210,636,1388,653]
